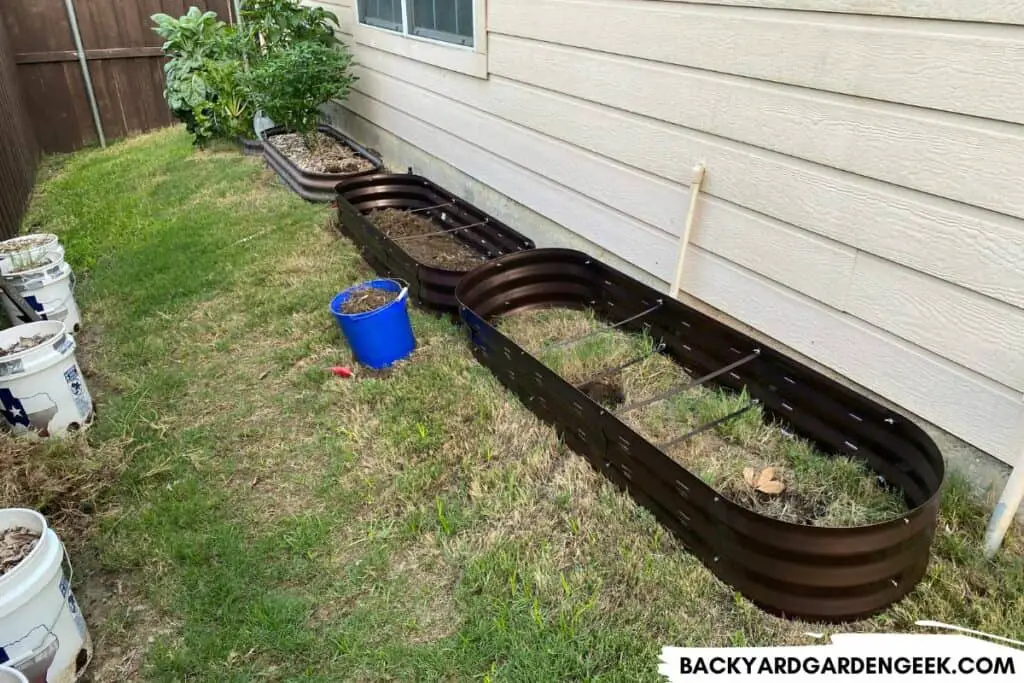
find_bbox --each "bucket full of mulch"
[330,279,416,369]
[0,236,64,278]
[0,508,92,683]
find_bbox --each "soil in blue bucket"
[331,279,416,370]
[340,288,396,315]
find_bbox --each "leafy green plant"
[243,41,356,146]
[240,0,339,55]
[205,34,257,140]
[152,8,235,145]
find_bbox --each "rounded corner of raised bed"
[454,247,945,623]
[262,124,384,202]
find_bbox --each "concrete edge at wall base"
[320,100,1021,525]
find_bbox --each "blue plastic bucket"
[330,279,416,369]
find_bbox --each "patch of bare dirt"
[0,434,128,550]
[268,132,376,175]
[368,208,485,271]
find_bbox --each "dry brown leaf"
[757,480,786,495]
[743,467,757,488]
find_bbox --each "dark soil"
[368,208,485,271]
[578,378,626,408]
[269,132,376,175]
[0,333,53,357]
[342,287,397,314]
[0,526,39,577]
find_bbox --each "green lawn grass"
[8,128,1023,682]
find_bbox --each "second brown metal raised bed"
[335,172,535,312]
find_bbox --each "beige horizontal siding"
[489,35,1024,221]
[491,0,1024,124]
[309,1,1024,464]
[664,1,1024,24]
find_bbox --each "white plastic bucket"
[0,666,29,683]
[0,321,93,438]
[0,236,65,278]
[0,262,80,333]
[0,509,91,683]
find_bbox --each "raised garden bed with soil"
[335,173,535,313]
[456,248,945,622]
[262,124,382,202]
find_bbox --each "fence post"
[63,0,106,148]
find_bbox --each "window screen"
[408,0,474,46]
[359,0,403,32]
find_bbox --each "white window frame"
[352,0,488,79]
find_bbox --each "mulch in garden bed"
[268,132,377,175]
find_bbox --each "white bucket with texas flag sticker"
[0,509,92,683]
[0,321,92,438]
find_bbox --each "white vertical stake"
[669,164,706,299]
[984,395,1024,557]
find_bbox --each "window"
[359,0,403,32]
[358,0,475,47]
[352,0,486,78]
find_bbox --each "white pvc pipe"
[669,164,706,300]
[984,414,1024,557]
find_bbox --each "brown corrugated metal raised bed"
[238,136,263,157]
[335,173,535,313]
[263,124,383,202]
[456,248,944,623]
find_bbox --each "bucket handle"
[391,278,410,302]
[0,544,73,655]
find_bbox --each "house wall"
[306,0,1024,466]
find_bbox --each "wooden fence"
[2,0,233,155]
[0,19,38,240]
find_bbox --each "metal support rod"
[616,349,761,416]
[669,164,706,299]
[405,202,454,215]
[0,282,42,325]
[389,220,489,241]
[573,343,666,388]
[656,401,758,451]
[64,0,105,148]
[551,300,664,350]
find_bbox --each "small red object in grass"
[330,366,353,378]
